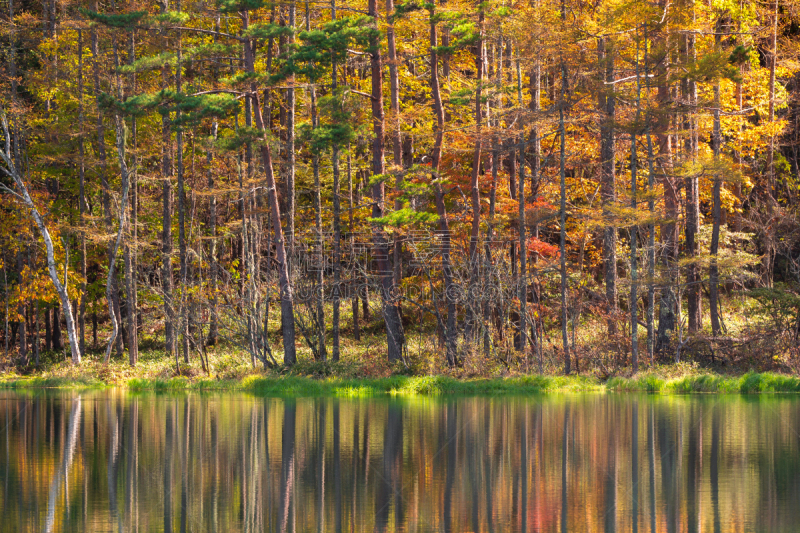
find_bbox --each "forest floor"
[1,293,798,394]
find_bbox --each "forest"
[1,0,800,378]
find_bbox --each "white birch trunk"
[0,114,81,364]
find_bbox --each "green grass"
[121,374,604,396]
[1,348,798,396]
[0,375,107,390]
[1,369,799,395]
[606,371,800,394]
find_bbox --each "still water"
[0,391,799,532]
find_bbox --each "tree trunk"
[77,29,87,357]
[709,30,722,336]
[176,26,189,364]
[45,303,52,351]
[762,0,778,285]
[1,119,81,363]
[767,0,778,201]
[644,22,656,364]
[52,303,62,351]
[207,119,219,347]
[3,258,7,359]
[387,0,404,296]
[466,5,484,342]
[331,0,342,361]
[559,0,570,374]
[429,6,457,366]
[103,116,133,364]
[310,81,326,361]
[683,31,702,334]
[159,3,175,358]
[284,3,296,256]
[125,31,139,366]
[529,28,542,369]
[631,28,644,372]
[654,2,677,353]
[483,33,503,360]
[516,47,527,364]
[243,13,297,366]
[16,252,26,360]
[91,15,124,358]
[33,300,39,365]
[368,0,404,363]
[598,37,617,338]
[348,150,360,342]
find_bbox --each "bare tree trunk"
[125,31,138,366]
[243,93,255,368]
[369,0,404,362]
[349,151,360,341]
[91,15,124,358]
[516,49,527,363]
[386,0,404,298]
[683,30,702,334]
[644,22,656,364]
[77,29,87,357]
[103,116,133,363]
[207,119,219,346]
[3,259,9,359]
[631,28,643,372]
[285,3,296,256]
[44,302,51,351]
[331,0,342,361]
[483,34,502,360]
[15,251,25,360]
[429,5,457,366]
[466,4,484,342]
[52,304,62,351]
[654,1,677,352]
[243,13,297,365]
[159,1,175,359]
[709,29,722,336]
[734,23,744,233]
[767,0,778,201]
[598,37,617,338]
[176,20,189,364]
[206,16,222,347]
[387,0,402,171]
[559,0,570,374]
[310,81,326,361]
[529,27,542,368]
[762,0,779,286]
[33,301,39,365]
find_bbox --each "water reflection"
[1,392,799,532]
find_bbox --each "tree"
[0,114,81,364]
[368,0,404,363]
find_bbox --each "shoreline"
[1,371,799,396]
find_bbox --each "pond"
[0,390,799,532]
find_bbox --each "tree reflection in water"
[0,392,799,532]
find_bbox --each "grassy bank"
[0,362,799,395]
[606,371,800,394]
[0,372,603,396]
